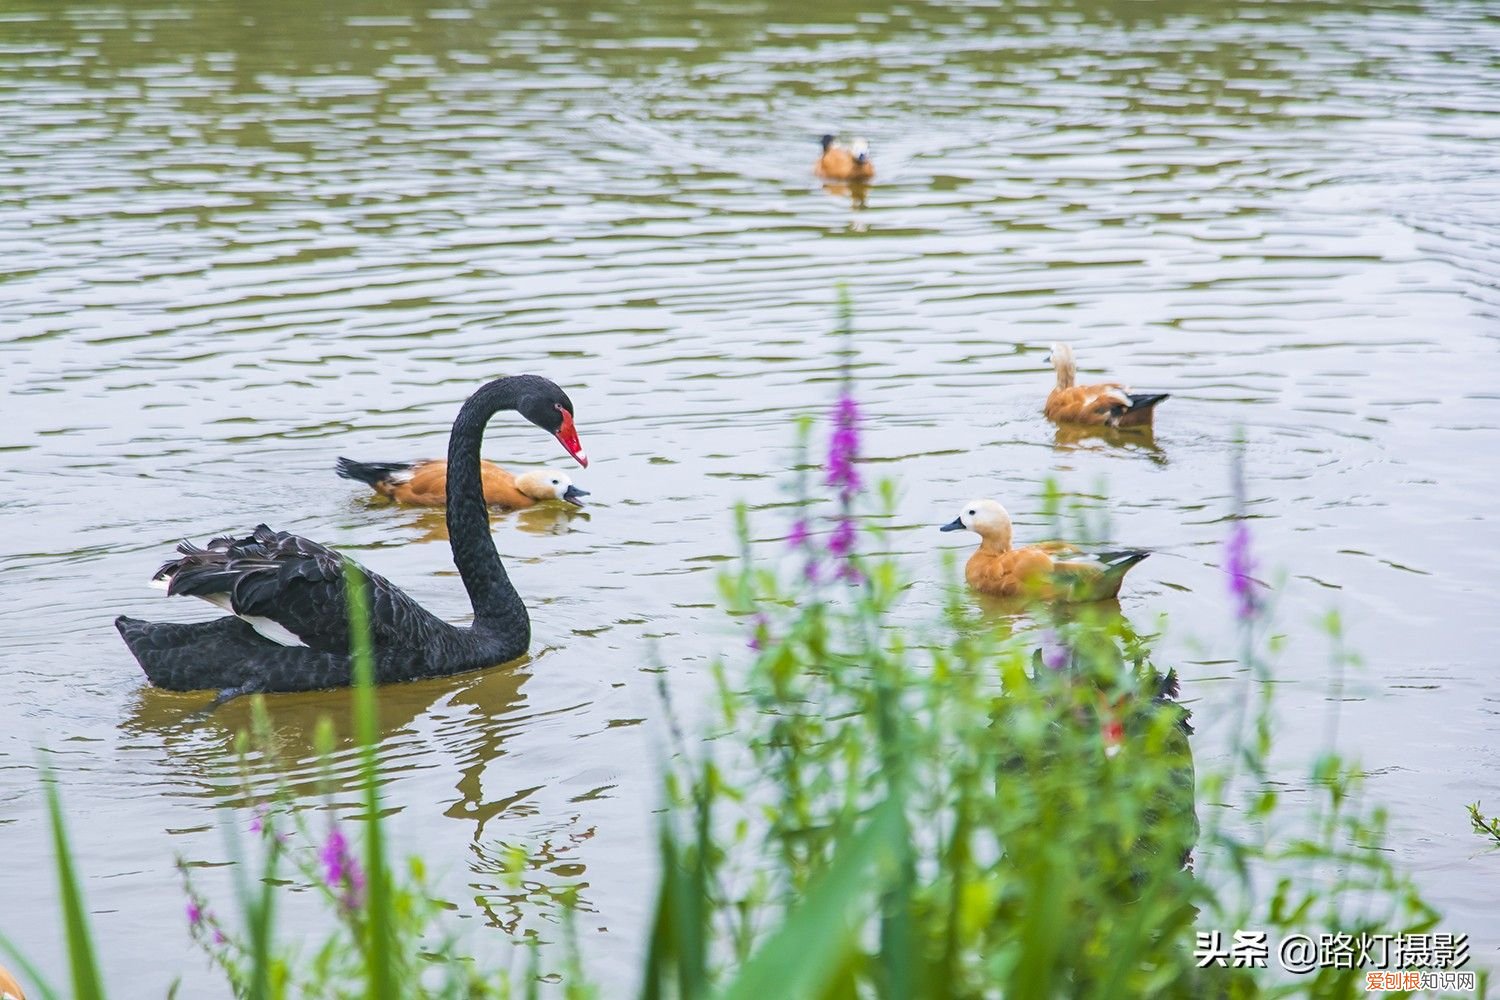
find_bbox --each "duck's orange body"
[391,460,532,507]
[0,963,27,1000]
[815,135,874,182]
[1044,343,1167,428]
[336,458,586,509]
[964,544,1057,597]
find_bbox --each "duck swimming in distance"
[337,458,588,509]
[116,375,588,694]
[815,134,875,182]
[939,498,1149,601]
[1043,343,1168,428]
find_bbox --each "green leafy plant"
[1468,804,1500,849]
[641,307,1457,999]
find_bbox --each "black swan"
[115,375,587,694]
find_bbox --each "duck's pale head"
[516,470,590,507]
[849,137,871,164]
[939,498,1013,546]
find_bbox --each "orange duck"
[337,457,588,509]
[939,498,1149,601]
[1,961,28,999]
[814,134,875,182]
[1043,343,1168,428]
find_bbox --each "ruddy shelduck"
[1044,343,1168,428]
[337,458,588,509]
[0,963,26,1000]
[814,134,875,182]
[939,498,1149,601]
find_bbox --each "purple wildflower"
[186,900,204,928]
[825,393,862,503]
[1224,520,1259,621]
[320,825,366,912]
[827,518,856,560]
[250,804,268,836]
[213,928,227,946]
[748,613,769,651]
[834,558,864,585]
[787,519,810,549]
[1040,630,1070,671]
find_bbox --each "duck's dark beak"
[562,485,589,508]
[939,517,964,532]
[855,153,869,165]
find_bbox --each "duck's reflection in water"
[1051,422,1167,465]
[957,597,1198,871]
[396,504,590,545]
[821,180,871,210]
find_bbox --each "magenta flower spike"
[320,825,366,912]
[824,393,862,503]
[1225,520,1259,621]
[1040,630,1071,671]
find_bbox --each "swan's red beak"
[554,407,587,468]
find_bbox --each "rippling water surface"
[4,0,1500,990]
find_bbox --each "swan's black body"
[116,375,584,693]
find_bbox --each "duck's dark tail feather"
[335,458,408,487]
[1098,550,1150,598]
[1116,394,1169,427]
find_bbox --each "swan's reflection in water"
[470,815,599,933]
[121,651,607,928]
[1051,423,1167,466]
[120,661,531,810]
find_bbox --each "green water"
[3,0,1499,990]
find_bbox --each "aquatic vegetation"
[0,348,1475,999]
[1469,804,1500,849]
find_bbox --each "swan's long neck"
[446,379,531,638]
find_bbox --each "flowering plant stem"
[344,563,396,1000]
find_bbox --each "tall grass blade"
[716,797,903,1000]
[41,768,107,1000]
[0,930,61,1000]
[344,563,396,1000]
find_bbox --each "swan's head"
[518,380,588,468]
[820,133,836,151]
[515,470,590,507]
[849,137,871,164]
[1045,342,1076,387]
[939,499,1013,544]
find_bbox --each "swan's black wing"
[157,524,451,653]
